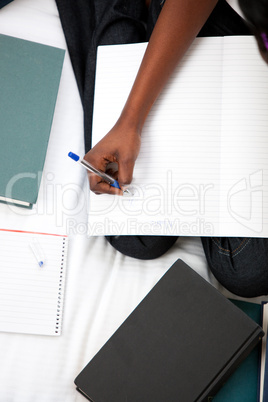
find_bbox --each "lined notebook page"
[0,229,68,335]
[90,38,223,236]
[220,36,268,236]
[89,37,268,237]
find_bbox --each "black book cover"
[75,259,264,402]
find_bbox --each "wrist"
[117,107,145,136]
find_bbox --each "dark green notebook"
[213,299,262,401]
[0,34,65,207]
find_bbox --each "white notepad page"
[0,229,68,335]
[220,37,268,235]
[89,36,268,237]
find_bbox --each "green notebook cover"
[213,299,262,401]
[0,34,65,207]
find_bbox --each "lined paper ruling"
[0,229,68,336]
[89,36,268,237]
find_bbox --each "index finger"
[88,173,123,195]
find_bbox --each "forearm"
[85,0,218,193]
[119,0,218,132]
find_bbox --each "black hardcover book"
[75,259,264,402]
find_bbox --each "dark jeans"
[55,0,268,297]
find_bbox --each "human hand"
[84,120,141,195]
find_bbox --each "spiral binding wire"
[55,237,66,334]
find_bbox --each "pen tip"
[123,188,134,197]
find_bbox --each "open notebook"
[0,229,68,336]
[89,36,268,237]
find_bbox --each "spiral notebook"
[0,229,68,336]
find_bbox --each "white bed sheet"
[0,1,266,401]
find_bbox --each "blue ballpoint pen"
[68,152,132,195]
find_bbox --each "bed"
[0,1,266,401]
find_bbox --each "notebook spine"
[55,237,67,334]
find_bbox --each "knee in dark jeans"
[106,235,178,260]
[202,237,268,297]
